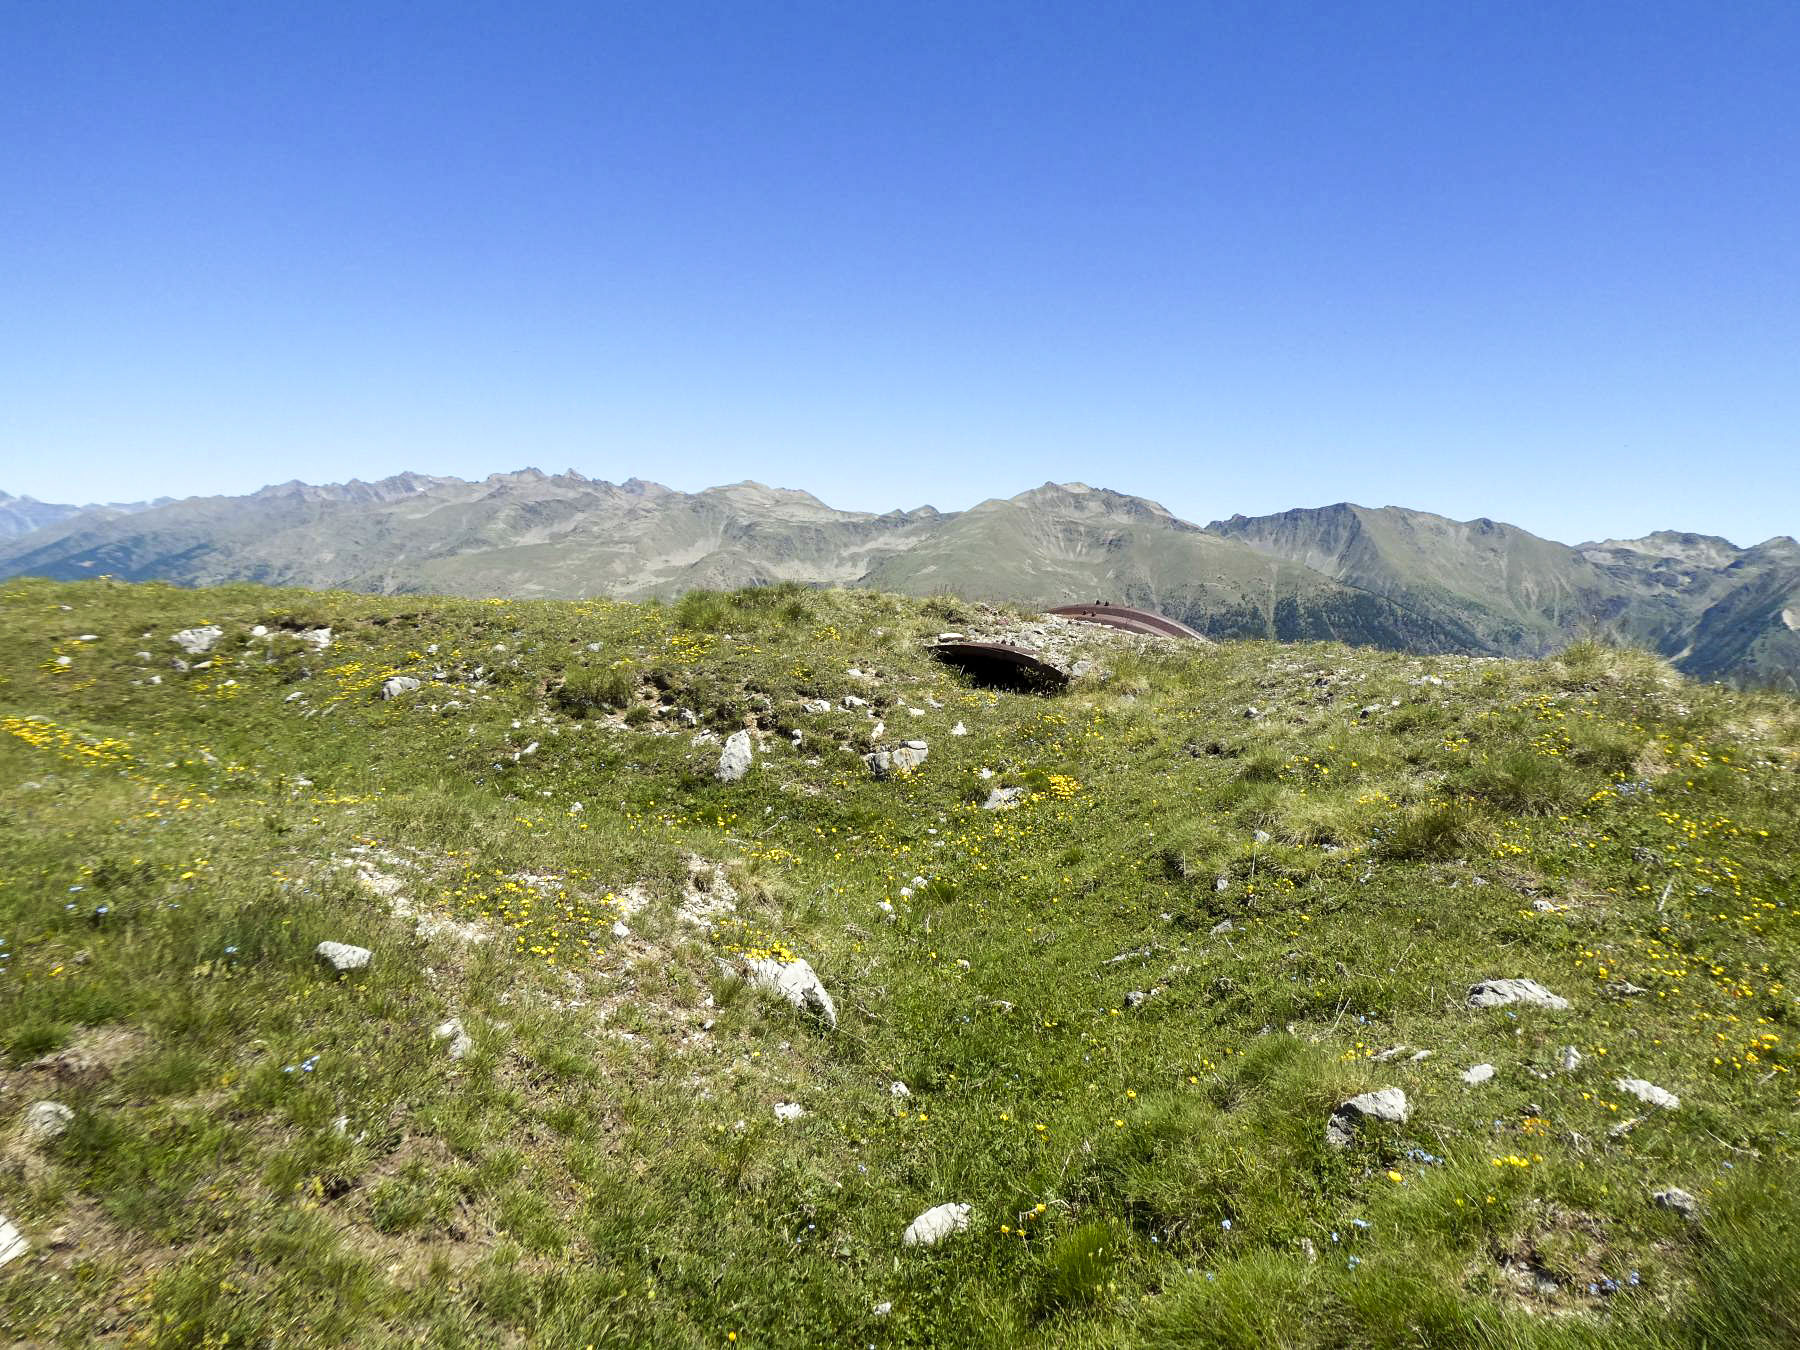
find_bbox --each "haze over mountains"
[2,469,1794,690]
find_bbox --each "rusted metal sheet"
[929,642,1071,692]
[1047,603,1205,641]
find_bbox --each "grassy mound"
[1,577,1796,1347]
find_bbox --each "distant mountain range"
[2,470,1795,690]
[0,490,171,538]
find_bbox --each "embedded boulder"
[1467,979,1569,1011]
[1325,1087,1409,1148]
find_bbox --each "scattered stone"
[1615,1077,1680,1110]
[802,698,832,714]
[1325,1087,1409,1148]
[1531,899,1557,913]
[1299,1236,1318,1262]
[301,627,333,650]
[380,675,421,700]
[0,1216,26,1268]
[433,1018,473,1060]
[773,1101,805,1122]
[170,625,223,655]
[865,742,928,778]
[1409,1049,1434,1062]
[1253,830,1272,844]
[730,955,838,1030]
[1560,1046,1583,1071]
[21,1101,73,1143]
[1467,978,1569,1011]
[889,1081,912,1099]
[1210,918,1234,935]
[610,920,632,939]
[1461,1064,1497,1086]
[1606,980,1649,998]
[1608,1116,1642,1139]
[1653,1187,1699,1220]
[873,1301,893,1317]
[1370,1045,1411,1063]
[315,941,372,973]
[1124,988,1157,1009]
[716,730,754,782]
[842,694,868,709]
[982,786,1023,811]
[902,1201,971,1248]
[951,722,968,736]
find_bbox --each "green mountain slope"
[861,484,1477,648]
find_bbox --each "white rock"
[902,1201,971,1247]
[284,690,304,702]
[982,786,1023,811]
[250,625,268,637]
[1616,1077,1680,1109]
[1326,1087,1409,1147]
[889,1081,912,1099]
[716,730,754,782]
[611,920,632,939]
[301,627,332,650]
[1461,1064,1497,1085]
[171,625,223,655]
[21,1101,74,1142]
[773,1101,805,1121]
[873,1301,893,1316]
[1409,1049,1434,1062]
[315,941,372,973]
[842,694,868,709]
[1467,978,1569,1011]
[1560,1046,1583,1071]
[951,722,968,736]
[1253,830,1272,844]
[0,1215,26,1267]
[380,676,421,700]
[733,955,837,1029]
[433,1018,473,1060]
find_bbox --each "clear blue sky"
[3,1,1796,545]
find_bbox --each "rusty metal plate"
[929,642,1071,692]
[1047,603,1206,640]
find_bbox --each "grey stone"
[1467,978,1569,1011]
[950,721,968,736]
[170,625,223,655]
[716,730,754,782]
[380,676,421,700]
[865,742,928,778]
[889,1081,911,1099]
[982,786,1023,811]
[1461,1064,1497,1085]
[773,1101,805,1122]
[1560,1046,1583,1071]
[902,1201,971,1247]
[1326,1087,1409,1148]
[21,1100,73,1143]
[1653,1186,1699,1219]
[315,941,372,973]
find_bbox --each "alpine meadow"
[1,575,1796,1346]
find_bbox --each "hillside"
[1,576,1797,1347]
[1,473,1795,688]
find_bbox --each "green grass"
[1,575,1797,1346]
